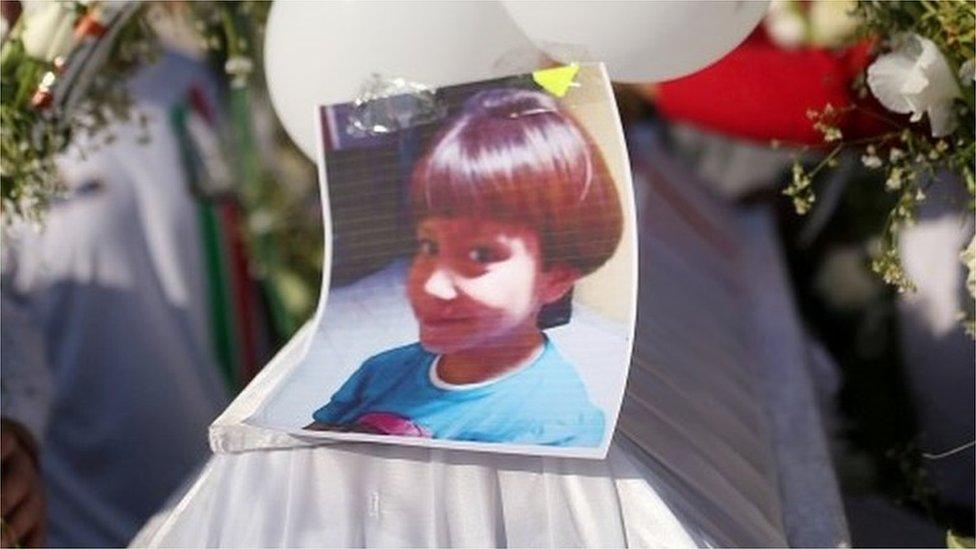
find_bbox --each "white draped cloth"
[134,129,845,548]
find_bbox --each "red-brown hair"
[410,88,623,276]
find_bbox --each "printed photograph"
[248,64,636,458]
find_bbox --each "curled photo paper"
[247,64,637,459]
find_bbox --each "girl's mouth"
[421,315,474,327]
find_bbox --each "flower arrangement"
[0,1,271,222]
[779,0,975,333]
[1,1,157,222]
[1,1,321,334]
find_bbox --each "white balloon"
[265,0,543,159]
[502,1,769,83]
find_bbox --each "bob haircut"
[410,88,623,276]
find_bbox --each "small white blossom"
[861,154,882,169]
[225,55,254,88]
[791,163,810,187]
[39,71,56,89]
[888,147,904,162]
[21,1,77,62]
[867,34,962,137]
[225,55,253,75]
[821,125,842,142]
[885,167,903,190]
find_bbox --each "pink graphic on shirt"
[355,412,431,437]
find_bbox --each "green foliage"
[790,1,975,310]
[0,2,157,222]
[0,1,320,334]
[856,1,975,68]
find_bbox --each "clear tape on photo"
[344,63,584,138]
[346,74,447,137]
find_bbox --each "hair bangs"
[409,88,623,275]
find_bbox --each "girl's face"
[407,216,577,355]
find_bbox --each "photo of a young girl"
[305,86,625,448]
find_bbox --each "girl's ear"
[539,264,581,305]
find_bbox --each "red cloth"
[655,30,889,145]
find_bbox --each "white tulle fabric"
[146,438,707,547]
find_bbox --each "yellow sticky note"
[532,64,580,98]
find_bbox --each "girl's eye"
[418,238,438,256]
[468,246,497,264]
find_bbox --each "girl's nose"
[424,267,458,300]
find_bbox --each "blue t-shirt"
[312,338,605,447]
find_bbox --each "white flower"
[885,167,903,190]
[225,55,253,75]
[809,0,860,48]
[20,1,77,62]
[867,34,962,138]
[764,0,807,49]
[861,145,882,169]
[861,153,882,169]
[224,55,254,89]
